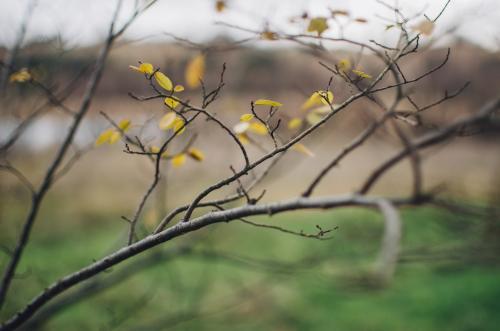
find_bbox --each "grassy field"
[1,203,499,331]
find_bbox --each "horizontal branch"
[0,193,425,330]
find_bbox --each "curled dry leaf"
[9,68,31,83]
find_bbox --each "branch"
[373,199,402,283]
[181,44,412,222]
[0,193,425,330]
[0,0,154,311]
[359,98,500,194]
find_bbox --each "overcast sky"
[1,0,499,49]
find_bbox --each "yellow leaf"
[306,112,323,125]
[301,91,332,111]
[159,112,177,130]
[237,133,249,145]
[233,122,250,134]
[292,143,315,157]
[215,0,226,12]
[188,147,204,161]
[171,154,186,167]
[155,71,173,91]
[164,97,179,109]
[248,122,268,135]
[240,113,254,122]
[312,104,338,114]
[109,131,121,144]
[318,90,334,105]
[173,118,186,135]
[174,85,185,92]
[185,54,205,89]
[338,58,351,72]
[139,63,154,75]
[128,65,142,73]
[254,99,283,107]
[307,17,329,35]
[288,118,303,130]
[95,128,114,146]
[352,69,372,79]
[130,62,154,75]
[9,68,31,83]
[412,20,435,36]
[301,92,322,111]
[118,119,131,132]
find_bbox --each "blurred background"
[1,0,499,330]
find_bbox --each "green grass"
[1,206,499,331]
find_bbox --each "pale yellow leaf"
[118,119,131,132]
[301,91,333,111]
[412,20,435,36]
[95,128,114,146]
[248,122,268,135]
[338,58,351,72]
[254,99,283,107]
[352,69,372,79]
[155,71,173,91]
[306,112,323,126]
[301,92,322,111]
[188,147,204,161]
[312,104,338,114]
[292,143,315,157]
[159,112,177,130]
[233,121,250,134]
[128,65,142,73]
[307,17,329,35]
[288,118,303,130]
[185,54,205,88]
[237,133,250,145]
[109,131,121,144]
[139,63,154,75]
[240,113,254,122]
[171,154,186,167]
[164,97,179,109]
[319,90,334,105]
[173,118,186,135]
[174,85,185,92]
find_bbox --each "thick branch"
[0,194,423,330]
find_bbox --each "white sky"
[0,0,499,49]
